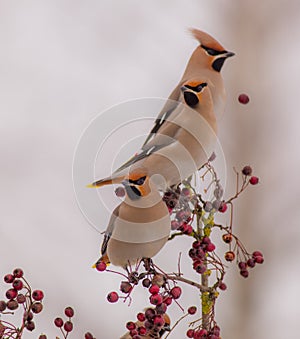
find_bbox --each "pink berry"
[170,286,182,299]
[0,300,6,312]
[145,308,156,320]
[4,274,14,284]
[54,318,64,327]
[32,290,44,301]
[107,291,119,303]
[149,284,160,295]
[95,261,107,272]
[64,321,73,332]
[85,332,94,339]
[17,294,26,304]
[126,321,136,331]
[188,306,197,315]
[115,186,125,197]
[13,279,23,291]
[171,220,180,230]
[6,288,17,300]
[163,297,172,306]
[252,250,263,258]
[238,261,247,270]
[206,243,216,252]
[202,236,211,245]
[137,312,145,322]
[240,269,249,278]
[238,93,250,104]
[65,306,74,317]
[247,258,256,268]
[150,293,163,305]
[249,176,259,185]
[39,335,47,339]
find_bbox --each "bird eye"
[135,176,146,186]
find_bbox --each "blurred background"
[1,1,300,338]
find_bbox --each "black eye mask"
[125,185,142,200]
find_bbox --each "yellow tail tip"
[86,183,96,188]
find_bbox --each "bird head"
[189,28,235,72]
[122,169,150,200]
[180,81,209,107]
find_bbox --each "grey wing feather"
[101,205,120,255]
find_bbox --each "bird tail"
[86,174,125,188]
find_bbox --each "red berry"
[202,236,211,245]
[13,279,23,291]
[95,261,107,272]
[198,329,208,336]
[0,300,6,312]
[32,290,44,301]
[192,241,201,249]
[85,332,94,339]
[144,320,153,330]
[212,325,221,336]
[249,176,259,185]
[120,281,133,294]
[7,299,18,310]
[39,335,47,339]
[254,256,264,264]
[25,311,34,321]
[242,165,252,176]
[4,274,14,284]
[153,315,165,327]
[13,268,23,278]
[64,306,74,317]
[222,233,233,244]
[6,288,17,300]
[142,278,151,288]
[126,321,136,331]
[17,294,26,304]
[25,321,35,331]
[149,284,160,295]
[115,186,125,197]
[238,261,247,270]
[145,308,156,320]
[247,258,256,268]
[54,317,64,327]
[138,326,147,335]
[219,282,227,291]
[150,293,163,305]
[252,250,263,258]
[64,321,73,332]
[206,243,216,252]
[219,202,227,213]
[240,269,249,278]
[163,297,172,306]
[107,291,119,303]
[238,93,250,104]
[137,312,145,322]
[186,329,195,338]
[156,302,167,314]
[32,302,43,314]
[188,306,197,315]
[224,251,235,262]
[170,286,182,299]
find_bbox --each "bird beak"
[224,51,235,58]
[121,179,129,187]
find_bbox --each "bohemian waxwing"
[120,310,171,339]
[93,169,171,269]
[88,80,216,190]
[157,28,235,122]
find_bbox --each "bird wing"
[101,205,120,255]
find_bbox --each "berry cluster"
[0,268,94,338]
[95,163,263,337]
[0,268,44,337]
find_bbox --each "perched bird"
[160,28,235,120]
[120,310,171,339]
[94,169,171,269]
[88,80,216,190]
[87,29,233,190]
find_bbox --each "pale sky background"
[1,1,300,338]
